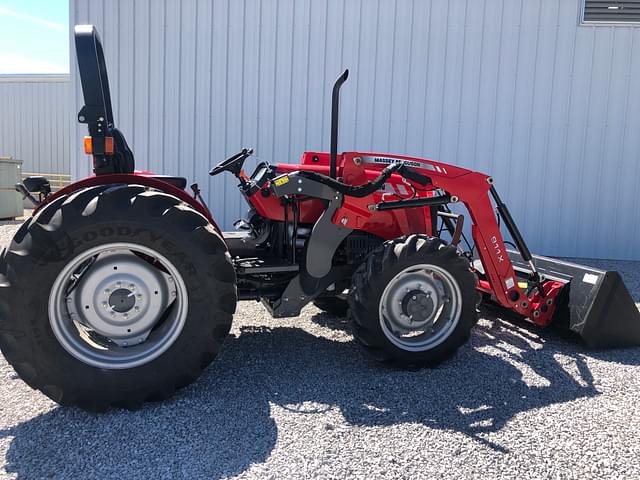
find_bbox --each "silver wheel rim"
[379,263,463,352]
[48,242,188,369]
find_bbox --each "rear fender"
[34,174,223,236]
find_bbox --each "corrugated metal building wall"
[5,0,638,260]
[0,77,71,176]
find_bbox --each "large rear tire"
[348,235,477,367]
[0,185,236,411]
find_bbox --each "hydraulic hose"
[298,163,430,198]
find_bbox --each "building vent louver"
[584,1,640,23]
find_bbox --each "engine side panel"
[247,151,438,240]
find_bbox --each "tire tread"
[0,185,237,410]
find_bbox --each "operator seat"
[110,128,135,173]
[110,128,187,190]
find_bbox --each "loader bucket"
[507,251,640,349]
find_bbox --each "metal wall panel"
[0,78,71,175]
[67,0,640,260]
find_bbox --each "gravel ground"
[1,217,639,479]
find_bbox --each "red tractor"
[1,26,638,411]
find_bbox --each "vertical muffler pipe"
[330,69,349,179]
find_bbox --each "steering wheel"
[209,148,253,177]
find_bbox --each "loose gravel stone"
[0,217,639,479]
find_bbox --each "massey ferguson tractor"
[1,26,638,411]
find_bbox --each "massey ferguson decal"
[362,156,430,169]
[361,155,449,174]
[365,156,425,169]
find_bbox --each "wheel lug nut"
[104,289,110,294]
[134,306,140,312]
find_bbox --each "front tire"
[0,185,237,410]
[348,235,477,367]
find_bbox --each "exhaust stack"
[330,69,349,179]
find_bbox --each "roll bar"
[74,25,136,174]
[74,25,114,136]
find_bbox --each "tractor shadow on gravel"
[3,309,640,478]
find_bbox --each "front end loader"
[1,25,638,411]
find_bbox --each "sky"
[0,0,69,74]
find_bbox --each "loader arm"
[413,168,559,322]
[331,155,564,325]
[431,170,564,324]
